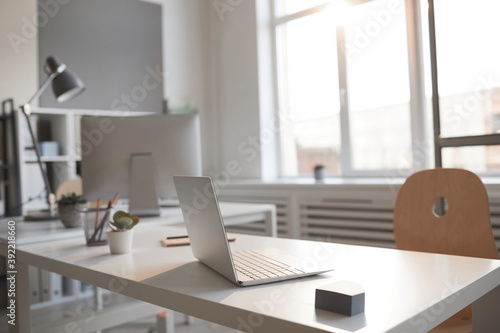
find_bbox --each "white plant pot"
[107,229,134,254]
[314,168,325,181]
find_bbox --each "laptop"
[173,176,334,286]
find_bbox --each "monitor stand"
[129,153,160,217]
[24,211,59,221]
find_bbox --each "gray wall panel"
[38,0,163,112]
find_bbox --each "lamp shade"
[52,70,85,103]
[45,56,85,103]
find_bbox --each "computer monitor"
[81,114,201,215]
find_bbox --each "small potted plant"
[314,164,326,181]
[57,193,88,228]
[107,211,140,254]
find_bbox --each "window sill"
[225,176,500,190]
[225,177,404,191]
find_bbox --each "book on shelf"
[40,270,62,302]
[29,266,40,304]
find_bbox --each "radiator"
[220,186,500,254]
[487,197,500,252]
[298,196,396,248]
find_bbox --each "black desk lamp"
[21,56,85,220]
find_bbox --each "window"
[344,0,412,172]
[277,7,342,176]
[275,0,500,178]
[276,0,423,177]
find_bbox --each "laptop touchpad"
[254,248,306,270]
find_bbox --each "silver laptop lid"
[173,176,238,283]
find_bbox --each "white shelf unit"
[16,107,151,215]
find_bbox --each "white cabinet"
[16,108,149,215]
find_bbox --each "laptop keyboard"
[232,250,305,280]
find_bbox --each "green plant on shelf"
[57,192,87,205]
[109,211,140,232]
[57,192,88,228]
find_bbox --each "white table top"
[0,202,275,246]
[16,226,500,333]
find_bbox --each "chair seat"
[430,306,472,333]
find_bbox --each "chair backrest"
[56,178,83,200]
[393,168,499,259]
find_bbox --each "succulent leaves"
[109,211,140,232]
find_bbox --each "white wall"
[161,0,219,174]
[159,0,275,180]
[209,0,270,179]
[0,0,38,105]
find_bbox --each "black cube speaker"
[315,280,365,316]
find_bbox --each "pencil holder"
[83,208,113,246]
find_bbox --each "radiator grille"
[219,187,500,253]
[487,198,500,252]
[299,198,396,248]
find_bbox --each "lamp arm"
[20,72,59,215]
[25,73,57,108]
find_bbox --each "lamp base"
[24,211,59,221]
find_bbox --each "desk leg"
[265,209,277,238]
[156,310,175,333]
[9,261,30,333]
[93,286,104,311]
[93,286,103,333]
[472,285,500,332]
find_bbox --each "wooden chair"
[55,178,83,200]
[55,179,99,208]
[393,168,499,333]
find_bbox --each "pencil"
[95,198,101,230]
[109,193,119,208]
[96,193,120,242]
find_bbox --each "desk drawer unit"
[217,193,290,237]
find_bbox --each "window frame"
[272,0,428,178]
[428,0,500,172]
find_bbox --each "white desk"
[0,202,277,246]
[10,226,500,333]
[0,202,276,332]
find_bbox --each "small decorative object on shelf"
[38,141,59,157]
[314,164,326,182]
[57,192,88,228]
[107,211,140,254]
